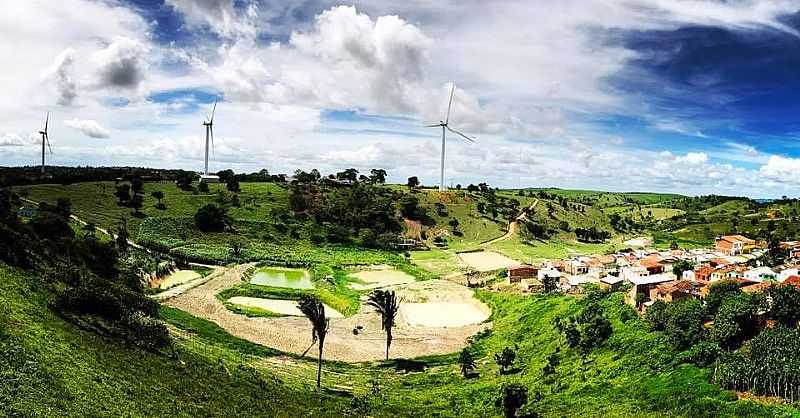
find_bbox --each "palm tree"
[298,296,329,388]
[367,290,400,361]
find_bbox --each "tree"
[645,300,669,331]
[151,191,165,209]
[130,177,144,195]
[229,238,245,260]
[367,290,400,360]
[194,203,230,232]
[129,193,143,215]
[55,197,72,218]
[175,171,194,190]
[448,217,460,233]
[459,348,476,378]
[542,274,559,293]
[198,181,210,193]
[115,184,131,205]
[500,384,528,418]
[297,296,330,388]
[664,298,705,350]
[705,280,742,317]
[494,347,516,374]
[712,293,757,350]
[767,284,800,327]
[116,218,129,255]
[406,176,420,189]
[226,178,241,192]
[369,169,387,185]
[672,259,695,278]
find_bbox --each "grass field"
[603,206,685,221]
[4,260,795,417]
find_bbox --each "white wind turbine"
[38,112,53,175]
[425,83,476,192]
[200,101,220,183]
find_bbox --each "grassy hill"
[3,261,794,417]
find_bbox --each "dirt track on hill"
[163,265,491,362]
[482,199,538,246]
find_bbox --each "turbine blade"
[446,126,476,143]
[210,125,215,158]
[46,136,53,154]
[44,111,49,133]
[424,123,442,127]
[210,101,217,123]
[445,82,455,124]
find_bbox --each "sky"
[3,1,800,197]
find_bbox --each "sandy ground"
[400,302,490,327]
[458,251,521,272]
[157,270,201,289]
[164,266,491,362]
[348,269,416,290]
[227,296,343,318]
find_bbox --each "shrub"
[676,341,722,367]
[194,203,230,232]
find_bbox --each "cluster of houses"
[506,235,800,312]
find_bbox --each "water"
[250,267,313,289]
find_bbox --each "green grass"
[603,206,685,221]
[17,181,289,233]
[4,260,798,417]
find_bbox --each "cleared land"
[164,265,490,362]
[156,270,201,289]
[348,269,416,290]
[227,297,343,318]
[457,250,521,272]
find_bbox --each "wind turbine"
[38,112,53,175]
[200,101,220,182]
[425,83,476,192]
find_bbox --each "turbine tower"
[425,83,476,192]
[200,102,220,183]
[38,112,53,175]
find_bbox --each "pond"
[250,267,314,289]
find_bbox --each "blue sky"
[2,0,800,197]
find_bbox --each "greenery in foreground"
[6,257,800,416]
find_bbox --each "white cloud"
[676,152,709,164]
[0,133,33,147]
[42,49,77,106]
[64,119,110,139]
[760,155,800,183]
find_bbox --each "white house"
[743,267,777,283]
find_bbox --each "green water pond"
[250,267,313,289]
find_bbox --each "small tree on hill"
[129,193,144,215]
[500,384,528,418]
[495,347,516,374]
[459,348,476,378]
[116,218,129,255]
[194,203,230,232]
[198,181,209,193]
[367,290,400,360]
[406,176,420,189]
[226,178,241,192]
[151,191,165,209]
[298,296,330,388]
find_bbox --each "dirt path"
[481,199,538,246]
[164,266,490,362]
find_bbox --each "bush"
[194,203,230,232]
[122,312,171,352]
[676,341,721,367]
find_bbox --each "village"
[505,235,800,312]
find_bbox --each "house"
[715,235,756,256]
[682,270,695,281]
[710,266,737,282]
[779,268,799,282]
[639,256,665,275]
[537,268,561,283]
[560,275,598,293]
[508,265,539,284]
[564,259,588,275]
[625,272,677,307]
[743,266,777,283]
[651,280,695,303]
[693,265,715,282]
[600,275,624,291]
[621,265,649,282]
